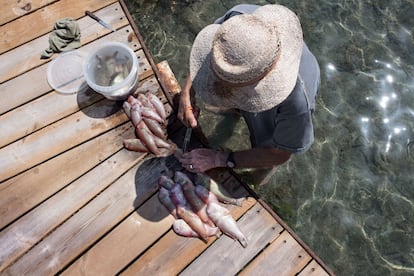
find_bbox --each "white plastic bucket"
[84,42,139,100]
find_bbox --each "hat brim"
[190,4,303,112]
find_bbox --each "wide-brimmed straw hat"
[190,4,303,112]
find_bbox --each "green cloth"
[41,18,81,59]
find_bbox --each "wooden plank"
[0,123,133,230]
[156,60,182,106]
[0,74,163,182]
[0,47,149,148]
[0,0,117,53]
[239,230,312,276]
[1,0,56,26]
[0,140,143,272]
[298,260,330,276]
[2,153,176,275]
[121,197,257,275]
[0,62,52,115]
[62,194,175,276]
[0,99,125,182]
[0,2,129,84]
[180,202,284,276]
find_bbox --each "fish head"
[138,93,152,107]
[158,186,170,200]
[174,171,193,185]
[158,175,175,190]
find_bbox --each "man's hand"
[176,148,227,172]
[178,104,198,128]
[178,76,198,128]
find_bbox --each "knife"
[85,11,115,32]
[182,127,192,153]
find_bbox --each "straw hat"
[190,5,303,112]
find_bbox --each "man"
[177,4,320,185]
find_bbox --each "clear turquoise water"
[125,1,414,275]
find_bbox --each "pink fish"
[123,138,148,153]
[130,104,142,127]
[135,121,160,156]
[173,219,199,238]
[176,174,213,226]
[206,197,248,247]
[141,107,164,124]
[146,92,167,121]
[173,219,218,239]
[158,175,175,190]
[174,171,193,186]
[127,95,141,106]
[158,186,178,218]
[143,117,166,139]
[137,93,153,108]
[176,205,214,242]
[122,101,132,119]
[152,135,172,149]
[194,184,216,204]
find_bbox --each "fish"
[146,92,167,121]
[175,172,213,226]
[158,186,178,218]
[135,121,160,156]
[195,173,244,206]
[130,104,142,127]
[123,94,176,157]
[169,183,188,207]
[176,205,214,241]
[173,219,199,238]
[158,175,175,190]
[173,219,218,239]
[141,106,164,124]
[205,193,248,247]
[127,95,141,106]
[194,184,216,204]
[174,171,193,185]
[143,117,166,139]
[137,93,153,108]
[152,135,173,149]
[123,138,148,153]
[122,101,131,119]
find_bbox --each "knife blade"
[85,11,115,32]
[183,127,192,153]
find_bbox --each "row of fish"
[122,93,176,156]
[158,171,248,247]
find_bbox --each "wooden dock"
[0,0,334,275]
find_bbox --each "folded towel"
[41,18,81,59]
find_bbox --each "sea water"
[125,1,414,275]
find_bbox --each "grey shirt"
[215,4,320,153]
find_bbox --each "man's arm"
[221,147,291,168]
[178,147,291,172]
